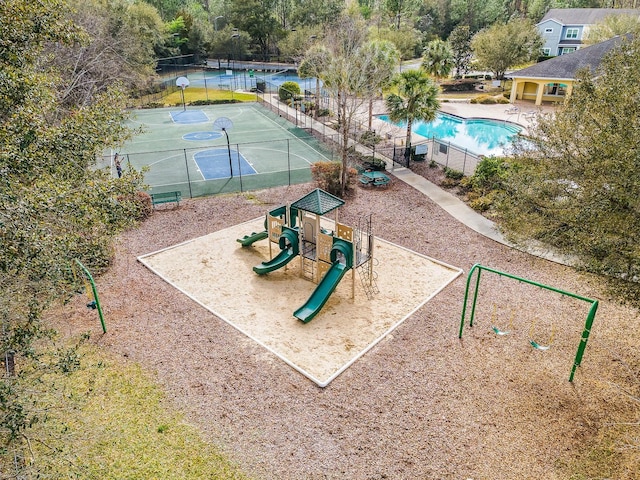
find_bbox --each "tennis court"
[105,103,335,197]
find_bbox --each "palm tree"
[421,39,453,81]
[298,44,331,119]
[385,69,440,162]
[358,40,399,130]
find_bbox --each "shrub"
[310,161,358,197]
[470,94,497,105]
[359,130,382,147]
[444,166,464,180]
[134,191,153,219]
[190,99,241,105]
[440,78,479,92]
[469,156,509,194]
[469,193,495,212]
[278,81,301,102]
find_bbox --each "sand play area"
[138,216,462,386]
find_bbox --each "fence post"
[184,149,193,198]
[287,139,291,185]
[237,144,244,192]
[463,150,467,175]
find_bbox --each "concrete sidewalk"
[390,166,574,265]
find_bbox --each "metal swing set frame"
[458,264,599,382]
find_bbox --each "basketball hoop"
[176,77,190,111]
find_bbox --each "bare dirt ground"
[52,180,640,479]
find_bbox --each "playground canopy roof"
[291,188,345,216]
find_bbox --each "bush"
[310,161,358,197]
[279,81,301,102]
[359,130,382,147]
[469,156,509,194]
[470,94,497,104]
[444,166,464,180]
[190,99,241,106]
[134,191,153,219]
[440,78,479,92]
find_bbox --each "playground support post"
[75,259,107,334]
[459,263,598,382]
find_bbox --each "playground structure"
[238,189,378,323]
[459,264,599,382]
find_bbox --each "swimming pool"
[377,112,522,157]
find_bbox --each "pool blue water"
[378,113,521,156]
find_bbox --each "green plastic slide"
[253,227,299,275]
[294,239,353,323]
[293,262,348,323]
[237,230,268,246]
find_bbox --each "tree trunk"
[340,100,349,196]
[314,78,320,120]
[405,120,413,162]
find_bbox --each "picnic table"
[359,171,390,187]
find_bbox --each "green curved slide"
[237,230,268,246]
[293,240,353,323]
[253,227,299,275]
[237,206,298,247]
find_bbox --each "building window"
[566,28,579,39]
[542,48,551,56]
[545,28,553,33]
[544,83,567,96]
[560,47,576,55]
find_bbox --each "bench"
[151,191,181,208]
[359,172,390,187]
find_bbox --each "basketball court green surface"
[105,103,334,197]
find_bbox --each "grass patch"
[8,338,251,479]
[165,87,256,106]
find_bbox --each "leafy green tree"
[360,40,400,129]
[278,26,323,63]
[289,0,344,27]
[471,18,542,79]
[448,25,473,77]
[51,0,165,105]
[229,0,282,60]
[1,0,145,473]
[370,25,422,61]
[385,69,440,160]
[422,38,453,80]
[498,36,640,281]
[584,14,640,46]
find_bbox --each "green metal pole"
[569,300,598,382]
[75,259,107,334]
[459,264,481,337]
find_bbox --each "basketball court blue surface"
[170,110,210,124]
[194,148,257,179]
[183,131,223,141]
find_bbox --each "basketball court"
[105,103,335,195]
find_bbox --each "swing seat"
[529,339,551,351]
[491,326,510,336]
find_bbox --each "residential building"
[508,35,628,105]
[537,8,640,56]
